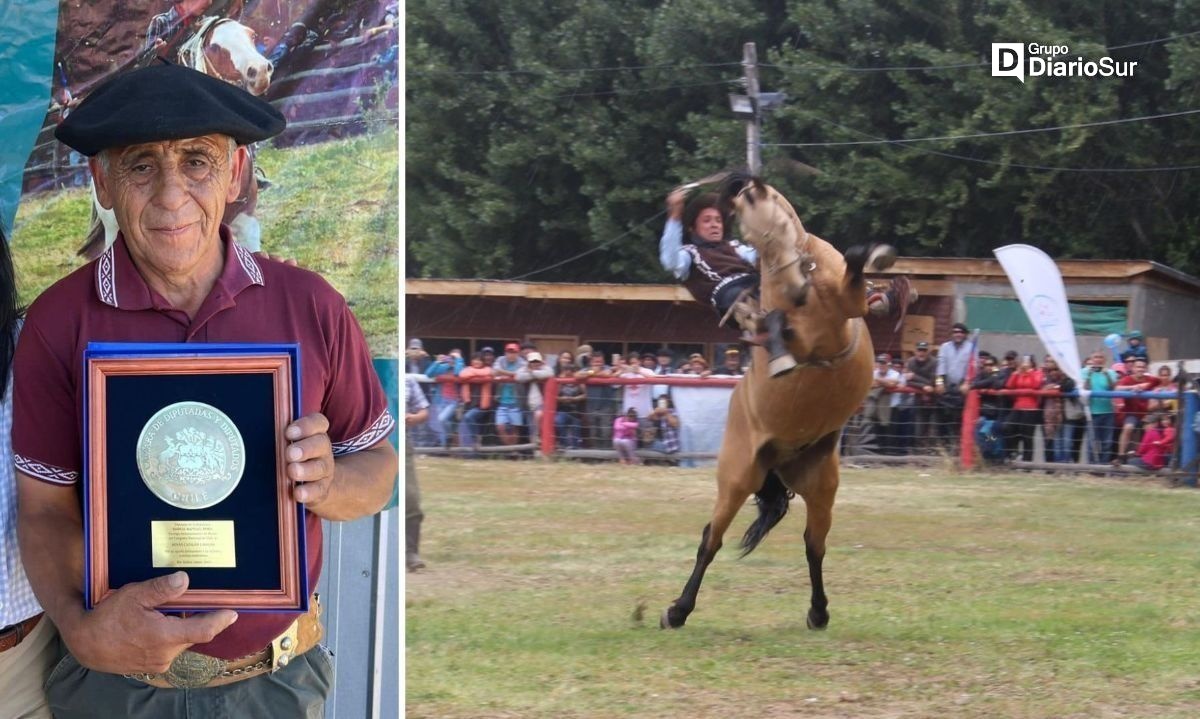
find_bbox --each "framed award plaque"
[82,342,307,613]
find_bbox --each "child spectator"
[1130,413,1170,471]
[613,408,642,465]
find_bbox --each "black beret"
[55,64,285,156]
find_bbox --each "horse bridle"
[734,186,816,277]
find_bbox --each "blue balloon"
[1103,333,1122,349]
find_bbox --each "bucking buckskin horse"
[662,174,897,631]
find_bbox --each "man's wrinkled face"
[92,134,244,282]
[692,207,724,243]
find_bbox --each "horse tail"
[739,470,793,557]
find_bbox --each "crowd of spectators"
[407,330,1192,472]
[405,339,749,458]
[856,328,1189,472]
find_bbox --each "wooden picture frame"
[83,343,306,612]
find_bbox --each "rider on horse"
[659,186,915,374]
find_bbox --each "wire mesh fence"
[408,373,1199,483]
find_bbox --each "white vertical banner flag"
[993,244,1082,386]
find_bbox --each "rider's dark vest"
[680,240,758,308]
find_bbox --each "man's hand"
[666,189,687,220]
[68,572,237,674]
[286,413,335,506]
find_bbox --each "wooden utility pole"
[743,42,761,174]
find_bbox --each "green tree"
[406,0,1200,280]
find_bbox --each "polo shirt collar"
[95,226,265,310]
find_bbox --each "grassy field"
[9,132,398,357]
[407,458,1200,718]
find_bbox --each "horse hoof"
[660,607,685,629]
[806,610,830,630]
[768,355,798,377]
[866,245,897,272]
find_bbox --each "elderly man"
[14,64,397,716]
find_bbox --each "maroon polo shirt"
[12,228,395,659]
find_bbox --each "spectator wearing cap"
[405,338,434,446]
[688,353,713,378]
[1119,330,1149,364]
[479,345,496,367]
[405,338,431,374]
[492,342,528,447]
[711,347,745,376]
[19,64,397,714]
[516,352,553,447]
[906,341,938,449]
[935,322,973,449]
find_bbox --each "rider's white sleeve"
[659,219,691,280]
[733,241,758,265]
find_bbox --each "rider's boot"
[762,309,797,377]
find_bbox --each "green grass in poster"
[11,131,399,357]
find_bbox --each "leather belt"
[129,595,322,690]
[0,612,43,653]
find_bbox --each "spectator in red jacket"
[1004,354,1044,462]
[1130,413,1171,471]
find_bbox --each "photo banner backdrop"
[6,0,399,365]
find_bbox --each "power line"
[405,28,1200,80]
[762,29,1200,74]
[406,61,740,77]
[505,210,667,281]
[764,108,1200,147]
[550,79,734,99]
[794,111,1200,172]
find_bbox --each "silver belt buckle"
[163,651,225,689]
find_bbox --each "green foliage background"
[406,0,1200,282]
[11,133,400,357]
